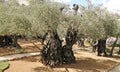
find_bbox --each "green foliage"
[0,0,120,39]
[0,14,17,35]
[0,14,32,36]
[14,15,32,36]
[0,1,62,37]
[72,4,120,39]
[0,61,9,72]
[32,3,62,32]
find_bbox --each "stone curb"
[0,52,40,61]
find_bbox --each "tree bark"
[0,36,4,46]
[109,37,118,56]
[12,35,21,48]
[97,39,107,56]
[41,27,77,67]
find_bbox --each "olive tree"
[65,3,120,56]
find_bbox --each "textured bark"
[0,35,20,48]
[40,30,62,67]
[41,27,77,67]
[62,26,77,64]
[109,37,118,56]
[12,35,21,48]
[97,39,107,56]
[0,36,4,46]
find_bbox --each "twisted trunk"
[41,27,77,67]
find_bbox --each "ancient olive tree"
[41,26,77,67]
[30,3,78,67]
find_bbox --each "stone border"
[0,52,40,61]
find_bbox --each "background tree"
[0,0,120,56]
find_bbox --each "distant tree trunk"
[0,35,21,48]
[118,46,120,54]
[109,37,118,56]
[77,38,85,47]
[97,39,107,56]
[92,39,98,52]
[4,35,13,46]
[12,35,21,48]
[0,36,4,46]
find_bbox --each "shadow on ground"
[34,58,117,72]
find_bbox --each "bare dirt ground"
[0,39,119,56]
[0,39,42,56]
[1,39,120,72]
[5,50,120,72]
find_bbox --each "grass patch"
[0,61,9,72]
[14,49,27,54]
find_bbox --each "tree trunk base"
[41,27,77,67]
[62,45,76,64]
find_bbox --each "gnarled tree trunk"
[0,35,21,48]
[41,27,77,67]
[62,26,77,64]
[40,30,62,67]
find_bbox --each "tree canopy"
[0,0,120,39]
